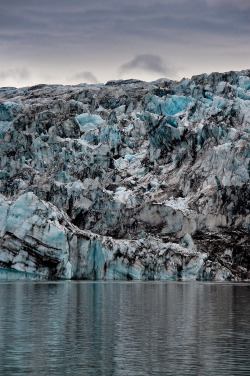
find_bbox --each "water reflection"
[0,282,249,375]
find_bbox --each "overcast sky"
[0,0,249,87]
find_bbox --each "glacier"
[0,71,249,281]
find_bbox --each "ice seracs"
[0,70,249,280]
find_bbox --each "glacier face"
[0,71,249,281]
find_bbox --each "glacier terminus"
[0,70,249,281]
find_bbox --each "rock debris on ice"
[0,70,249,281]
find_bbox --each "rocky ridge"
[0,70,249,281]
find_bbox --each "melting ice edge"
[0,71,249,281]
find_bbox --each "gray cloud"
[70,71,99,84]
[1,0,249,49]
[204,0,250,10]
[119,54,168,76]
[0,68,30,82]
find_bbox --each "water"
[0,282,249,376]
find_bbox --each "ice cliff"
[0,71,249,281]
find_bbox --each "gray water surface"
[0,282,249,376]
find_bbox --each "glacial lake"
[0,282,249,376]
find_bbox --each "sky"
[0,0,249,87]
